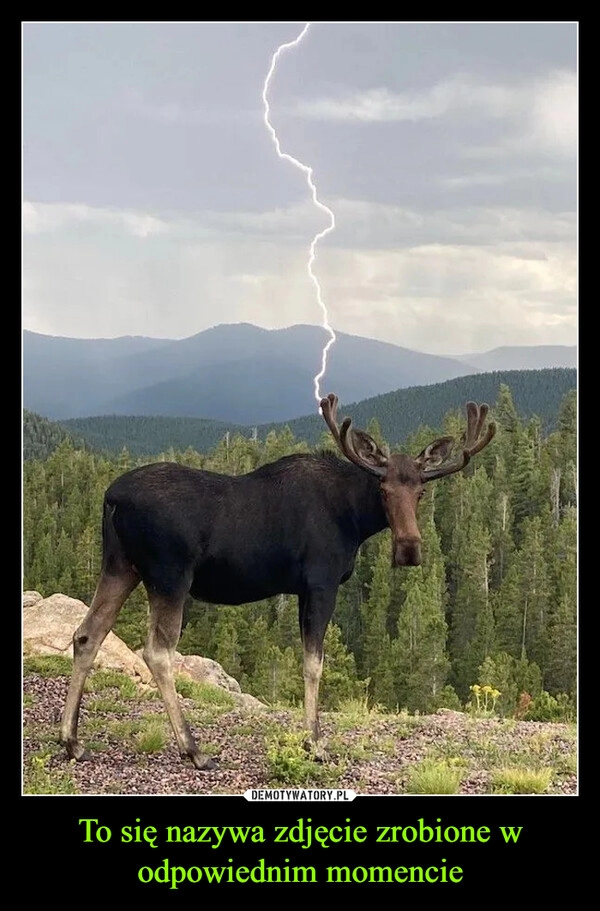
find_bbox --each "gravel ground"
[23,673,577,796]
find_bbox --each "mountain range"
[23,323,576,424]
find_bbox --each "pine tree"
[73,524,98,604]
[250,644,302,705]
[270,595,299,652]
[212,611,243,681]
[334,546,369,659]
[494,515,552,676]
[178,602,213,656]
[447,470,495,699]
[258,427,308,466]
[477,653,517,716]
[545,505,577,696]
[361,533,396,707]
[320,623,364,708]
[238,612,274,688]
[511,431,537,532]
[392,512,449,712]
[488,452,515,588]
[366,417,385,449]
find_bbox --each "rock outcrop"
[22,592,265,710]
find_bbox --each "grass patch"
[525,731,553,755]
[175,676,236,709]
[491,767,553,794]
[266,731,342,786]
[23,750,78,795]
[328,732,397,762]
[229,724,256,736]
[406,759,463,795]
[23,655,73,678]
[334,696,387,727]
[83,740,110,753]
[84,668,139,699]
[378,735,402,754]
[105,717,147,739]
[557,752,577,775]
[439,734,506,767]
[134,720,169,754]
[327,734,375,761]
[336,695,374,718]
[23,725,63,747]
[86,697,129,715]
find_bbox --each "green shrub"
[406,759,462,795]
[134,720,168,754]
[23,751,78,795]
[491,767,553,794]
[266,731,340,786]
[430,685,463,712]
[525,691,576,722]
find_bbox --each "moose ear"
[350,429,389,469]
[414,436,455,470]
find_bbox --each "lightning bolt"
[262,22,336,406]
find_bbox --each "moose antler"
[320,393,388,477]
[322,395,496,483]
[419,402,496,482]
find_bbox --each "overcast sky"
[23,21,577,357]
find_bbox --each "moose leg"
[61,566,139,760]
[143,589,216,771]
[299,587,336,760]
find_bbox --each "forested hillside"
[22,383,577,723]
[278,367,576,448]
[57,414,245,458]
[23,410,88,461]
[28,367,576,457]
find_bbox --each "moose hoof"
[189,752,218,771]
[65,740,92,762]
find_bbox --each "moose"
[61,394,495,770]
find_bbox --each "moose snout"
[393,538,423,567]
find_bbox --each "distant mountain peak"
[23,323,576,424]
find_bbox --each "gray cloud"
[23,21,577,357]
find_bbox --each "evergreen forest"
[23,367,576,459]
[22,383,577,723]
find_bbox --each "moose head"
[321,393,496,567]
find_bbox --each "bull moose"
[61,394,495,769]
